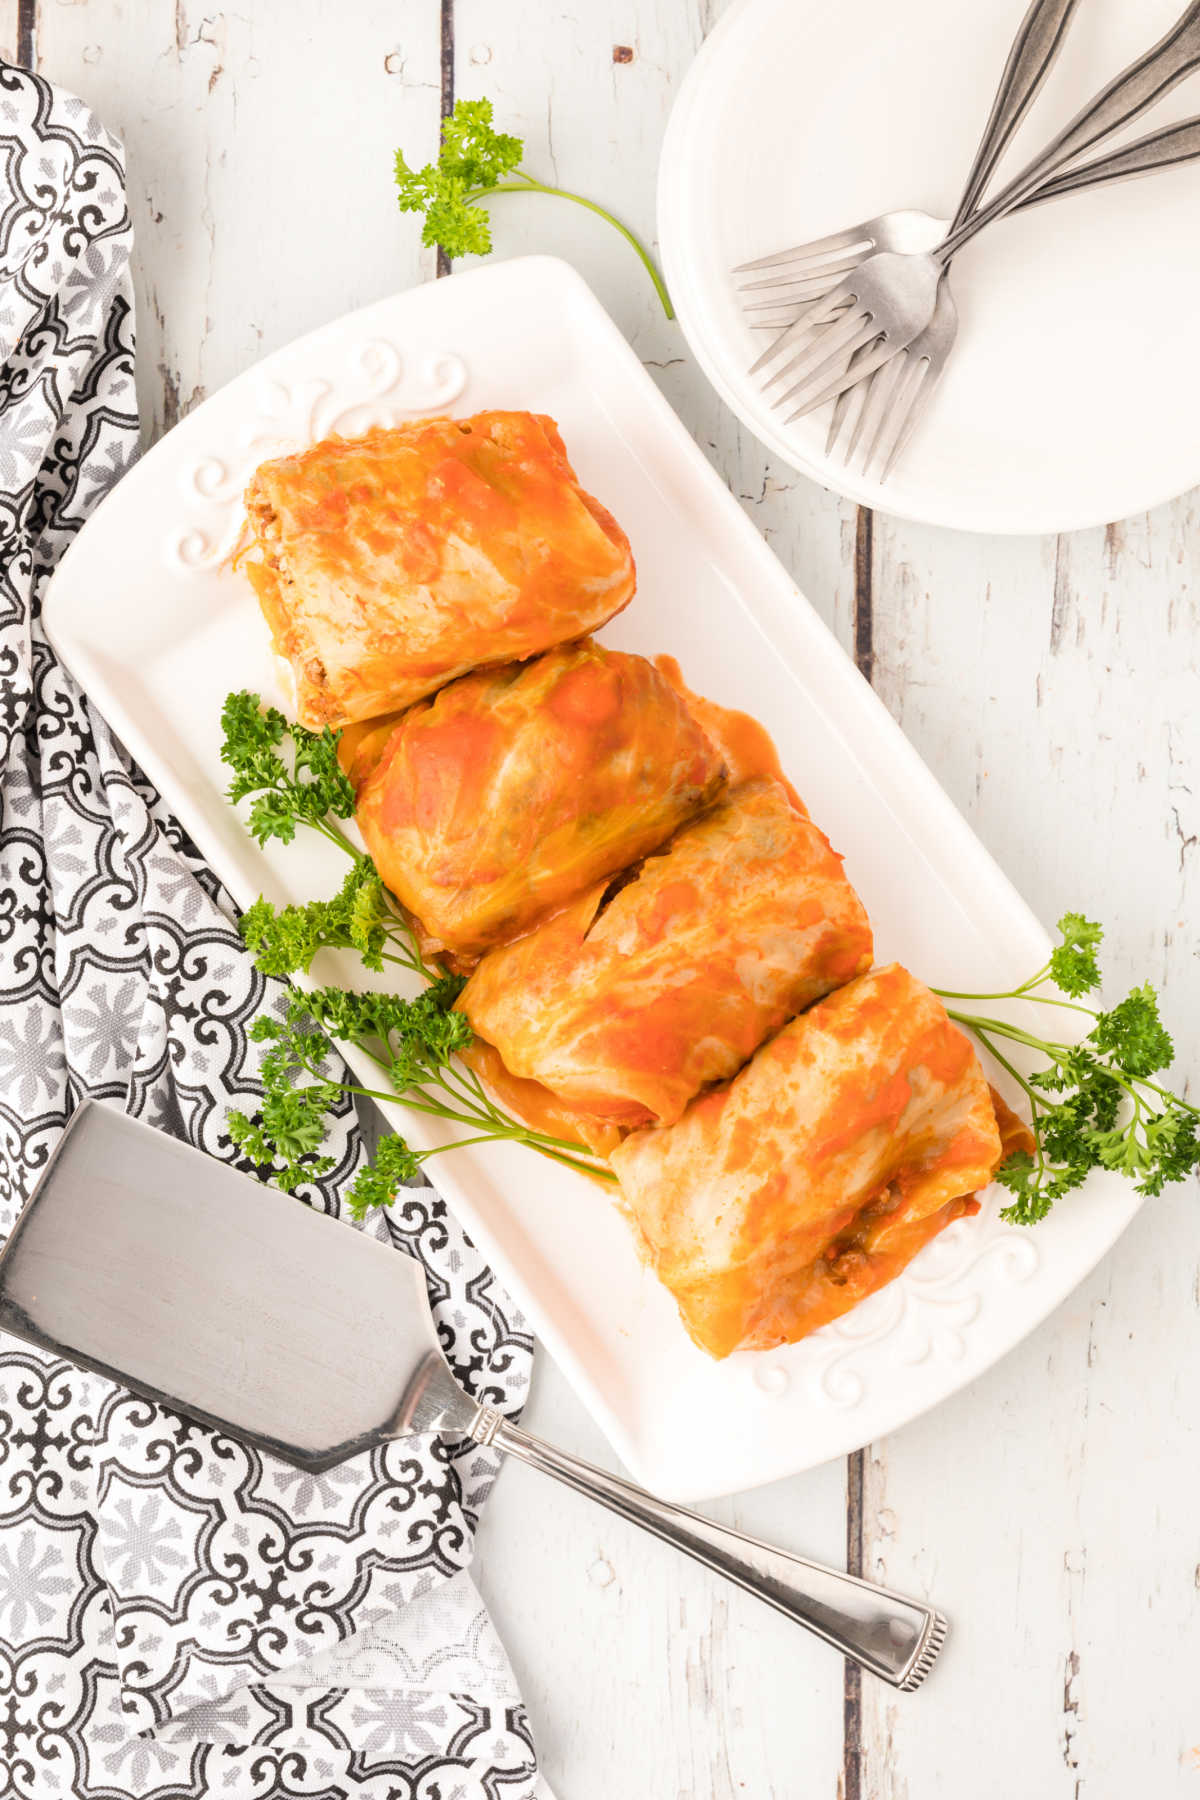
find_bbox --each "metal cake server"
[0,1101,945,1691]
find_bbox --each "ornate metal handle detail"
[469,1406,945,1690]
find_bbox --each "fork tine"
[747,275,858,376]
[739,271,855,310]
[781,333,897,421]
[757,297,862,388]
[773,314,880,409]
[874,358,938,483]
[865,361,925,483]
[750,289,853,329]
[736,256,863,297]
[752,310,851,335]
[763,306,869,396]
[825,337,882,456]
[746,302,853,344]
[757,321,825,385]
[734,225,875,274]
[849,352,909,468]
[843,361,891,464]
[826,368,866,458]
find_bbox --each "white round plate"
[658,0,1200,535]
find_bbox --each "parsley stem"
[947,1005,1200,1120]
[960,1023,1042,1108]
[465,177,675,320]
[944,1012,1068,1058]
[416,1130,612,1183]
[379,950,423,974]
[528,1145,618,1183]
[1017,993,1097,1017]
[423,1132,529,1156]
[439,1060,506,1119]
[311,817,358,858]
[933,988,1027,1001]
[304,1033,611,1169]
[935,985,1093,1014]
[1129,1074,1199,1116]
[461,1065,506,1117]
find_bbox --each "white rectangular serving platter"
[43,255,1143,1501]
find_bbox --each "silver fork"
[736,0,1083,315]
[737,211,947,315]
[749,2,1200,434]
[812,116,1200,480]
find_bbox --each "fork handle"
[470,1406,944,1690]
[941,0,1200,258]
[1023,113,1200,204]
[948,0,1084,235]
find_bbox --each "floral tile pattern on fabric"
[0,60,539,1799]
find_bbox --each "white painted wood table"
[12,1,1200,1793]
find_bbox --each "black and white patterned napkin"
[0,62,543,1798]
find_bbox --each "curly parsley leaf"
[227,972,611,1215]
[227,1077,338,1195]
[439,98,524,187]
[938,913,1198,1225]
[346,1133,425,1223]
[240,858,420,978]
[220,691,355,854]
[992,1148,1086,1225]
[396,166,491,259]
[394,100,523,258]
[1048,912,1104,997]
[1090,983,1174,1080]
[393,96,674,318]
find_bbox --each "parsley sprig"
[221,692,615,1212]
[240,856,425,980]
[394,98,674,319]
[220,691,356,857]
[936,915,1198,1225]
[227,980,614,1217]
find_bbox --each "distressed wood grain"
[34,1,441,440]
[27,2,1200,1796]
[842,508,876,1800]
[858,505,1200,1798]
[16,0,34,69]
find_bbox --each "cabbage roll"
[460,779,873,1126]
[610,964,1005,1358]
[244,411,636,728]
[356,641,726,960]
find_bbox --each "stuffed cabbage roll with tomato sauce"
[355,641,726,961]
[610,964,1009,1359]
[459,778,873,1127]
[243,411,636,729]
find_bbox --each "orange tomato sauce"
[458,1038,623,1165]
[989,1085,1037,1159]
[652,654,807,813]
[337,710,406,792]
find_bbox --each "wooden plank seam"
[843,502,875,1800]
[17,0,36,68]
[437,0,455,280]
